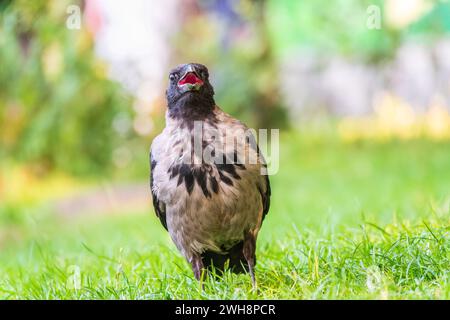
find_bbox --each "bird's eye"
[169,74,177,82]
[200,70,208,79]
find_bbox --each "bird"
[150,63,270,287]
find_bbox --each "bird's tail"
[201,241,255,274]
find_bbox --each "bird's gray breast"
[152,118,263,259]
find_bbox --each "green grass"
[0,133,449,299]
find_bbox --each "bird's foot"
[243,232,257,292]
[191,255,206,290]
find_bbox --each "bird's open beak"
[178,66,204,91]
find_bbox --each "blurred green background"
[0,0,449,299]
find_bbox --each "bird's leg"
[190,255,205,288]
[243,232,257,290]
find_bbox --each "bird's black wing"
[260,173,271,221]
[254,140,271,221]
[150,150,168,231]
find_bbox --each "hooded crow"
[150,63,270,287]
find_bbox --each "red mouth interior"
[178,72,203,86]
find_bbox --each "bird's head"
[166,63,215,120]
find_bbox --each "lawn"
[0,132,449,299]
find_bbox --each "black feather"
[177,164,194,194]
[201,241,253,274]
[218,170,233,186]
[259,174,271,221]
[216,153,241,180]
[150,151,167,230]
[210,176,219,194]
[194,167,211,198]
